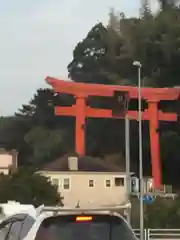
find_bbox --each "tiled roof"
[42,154,124,172]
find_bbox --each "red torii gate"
[46,76,180,188]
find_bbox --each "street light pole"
[125,114,131,224]
[133,61,144,240]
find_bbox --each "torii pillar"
[75,95,86,155]
[148,100,161,187]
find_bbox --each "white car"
[0,204,138,240]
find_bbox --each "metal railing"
[133,229,146,239]
[133,229,180,240]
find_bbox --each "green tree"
[0,117,32,165]
[145,195,180,228]
[24,126,68,166]
[134,8,180,87]
[0,168,63,207]
[68,23,108,84]
[14,88,75,165]
[158,0,178,10]
[16,89,56,127]
[68,22,125,84]
[131,196,180,228]
[16,88,74,128]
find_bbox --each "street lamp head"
[133,61,142,68]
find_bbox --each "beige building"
[39,156,130,208]
[0,148,18,175]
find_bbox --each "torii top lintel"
[46,76,180,101]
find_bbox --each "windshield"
[35,214,137,240]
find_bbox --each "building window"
[63,178,70,189]
[106,180,111,187]
[89,180,94,187]
[114,177,124,186]
[52,178,59,187]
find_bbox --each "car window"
[6,220,24,240]
[20,215,35,240]
[35,214,137,240]
[0,222,12,240]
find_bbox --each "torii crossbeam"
[46,76,180,188]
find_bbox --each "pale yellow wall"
[0,169,9,175]
[39,171,128,207]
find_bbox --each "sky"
[0,0,159,116]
